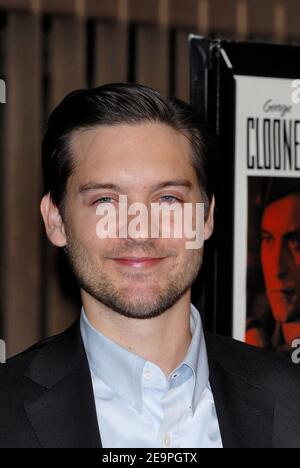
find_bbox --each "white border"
[232,75,300,341]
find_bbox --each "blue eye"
[160,195,182,203]
[93,197,114,205]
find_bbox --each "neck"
[81,290,192,377]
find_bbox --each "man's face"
[261,193,300,323]
[58,122,212,320]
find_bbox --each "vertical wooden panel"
[247,0,276,39]
[0,0,29,11]
[129,0,160,23]
[208,0,239,36]
[236,0,248,40]
[49,16,86,106]
[93,22,128,86]
[273,0,286,43]
[169,0,198,27]
[136,25,169,95]
[197,0,209,36]
[42,0,79,15]
[88,0,120,19]
[45,16,86,337]
[175,30,189,102]
[285,0,300,43]
[3,13,42,356]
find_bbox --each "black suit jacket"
[1,318,300,448]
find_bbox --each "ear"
[204,195,215,241]
[40,193,67,247]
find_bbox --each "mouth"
[109,256,169,269]
[270,289,297,302]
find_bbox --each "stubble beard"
[64,233,203,320]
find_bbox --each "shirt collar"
[181,303,210,414]
[80,303,209,415]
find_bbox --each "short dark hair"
[42,83,216,216]
[264,177,300,208]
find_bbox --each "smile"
[270,289,297,302]
[110,257,168,268]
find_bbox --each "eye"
[159,195,182,203]
[261,232,273,244]
[288,236,300,252]
[92,197,115,205]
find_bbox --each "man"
[1,84,300,448]
[247,179,300,354]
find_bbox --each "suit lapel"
[205,333,275,448]
[24,321,101,448]
[22,320,277,448]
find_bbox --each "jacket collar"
[23,319,276,448]
[205,331,274,448]
[24,319,101,448]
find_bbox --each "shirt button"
[143,369,152,380]
[163,434,171,447]
[172,372,180,379]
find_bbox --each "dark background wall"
[0,0,299,357]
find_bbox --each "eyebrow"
[78,179,193,194]
[285,230,300,239]
[261,229,300,238]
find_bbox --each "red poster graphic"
[232,76,300,355]
[246,177,300,355]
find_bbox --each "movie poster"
[232,75,300,355]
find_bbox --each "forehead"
[69,122,198,188]
[262,193,300,233]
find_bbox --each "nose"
[125,207,151,242]
[276,242,291,280]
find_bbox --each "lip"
[270,289,296,294]
[270,289,297,300]
[110,257,168,268]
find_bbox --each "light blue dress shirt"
[80,303,223,448]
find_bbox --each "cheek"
[173,240,203,263]
[261,249,270,272]
[161,237,187,253]
[64,200,120,256]
[68,218,112,257]
[73,223,98,249]
[294,263,300,285]
[261,252,277,285]
[71,207,105,242]
[294,253,300,267]
[89,238,121,258]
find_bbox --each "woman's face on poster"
[261,192,300,323]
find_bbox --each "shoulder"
[0,320,80,395]
[205,331,300,395]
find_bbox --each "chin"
[122,291,161,307]
[119,279,163,294]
